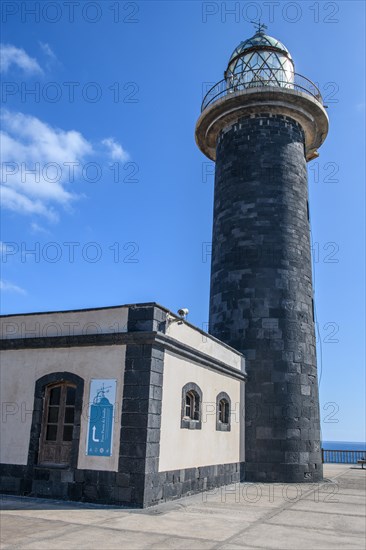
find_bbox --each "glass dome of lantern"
[225,23,295,90]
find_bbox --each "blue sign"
[86,379,116,457]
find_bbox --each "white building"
[0,303,246,507]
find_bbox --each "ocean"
[322,441,366,451]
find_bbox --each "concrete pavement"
[1,464,365,549]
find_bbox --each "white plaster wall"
[0,307,128,339]
[0,345,125,471]
[158,351,244,472]
[166,321,243,371]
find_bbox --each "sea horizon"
[322,440,366,451]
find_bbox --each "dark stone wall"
[119,304,166,506]
[209,113,323,482]
[0,461,245,507]
[150,462,244,505]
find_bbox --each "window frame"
[216,392,231,432]
[181,382,202,430]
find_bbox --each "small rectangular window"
[66,387,76,405]
[193,398,200,421]
[64,407,74,424]
[47,406,59,423]
[63,425,73,441]
[49,386,61,405]
[185,394,192,418]
[46,425,57,441]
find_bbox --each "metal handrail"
[201,71,323,111]
[321,449,366,464]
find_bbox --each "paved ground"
[1,465,365,549]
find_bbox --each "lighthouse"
[196,25,328,483]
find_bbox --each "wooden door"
[38,382,76,466]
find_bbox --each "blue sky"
[1,1,365,443]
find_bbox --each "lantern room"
[224,29,295,89]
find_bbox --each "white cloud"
[0,44,42,74]
[1,109,94,219]
[0,186,58,221]
[39,41,56,61]
[1,110,130,221]
[39,42,58,71]
[102,138,129,162]
[0,279,26,295]
[30,222,50,234]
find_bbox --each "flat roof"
[0,302,244,358]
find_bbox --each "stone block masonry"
[209,113,323,483]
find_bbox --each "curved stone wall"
[209,113,323,482]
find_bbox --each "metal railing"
[321,449,366,464]
[201,71,323,111]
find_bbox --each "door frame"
[27,372,84,471]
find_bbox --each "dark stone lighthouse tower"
[196,27,329,483]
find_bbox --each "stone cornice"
[0,331,247,382]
